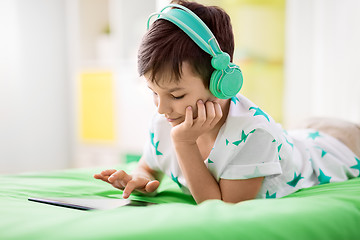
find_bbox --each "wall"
[197,0,286,123]
[284,0,360,127]
[68,0,158,168]
[0,0,71,173]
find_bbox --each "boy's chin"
[169,121,181,127]
[168,119,184,127]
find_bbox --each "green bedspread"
[1,163,359,240]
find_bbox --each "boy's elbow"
[221,195,253,204]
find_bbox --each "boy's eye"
[172,94,185,100]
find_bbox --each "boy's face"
[145,62,217,127]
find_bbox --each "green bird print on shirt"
[171,172,182,188]
[308,131,321,140]
[232,129,256,146]
[266,190,277,199]
[249,107,270,122]
[231,96,240,105]
[315,146,327,158]
[277,143,283,160]
[287,172,304,187]
[318,168,331,185]
[150,132,163,155]
[350,157,360,177]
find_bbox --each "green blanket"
[1,163,359,240]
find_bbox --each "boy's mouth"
[166,117,181,122]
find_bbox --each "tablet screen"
[28,197,155,210]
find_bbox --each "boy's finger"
[212,102,223,127]
[100,169,117,176]
[145,180,160,193]
[108,170,132,184]
[196,100,206,125]
[122,180,141,199]
[94,173,106,179]
[205,101,216,124]
[184,106,193,127]
[93,174,111,183]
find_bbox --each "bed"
[1,162,359,240]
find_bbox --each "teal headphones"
[147,4,243,99]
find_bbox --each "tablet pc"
[28,197,155,210]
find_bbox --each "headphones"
[147,4,243,99]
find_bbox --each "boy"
[94,0,360,204]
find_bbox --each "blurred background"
[0,0,359,174]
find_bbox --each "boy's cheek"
[207,96,218,102]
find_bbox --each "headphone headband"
[147,4,223,58]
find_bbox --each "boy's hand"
[171,100,223,144]
[93,169,160,199]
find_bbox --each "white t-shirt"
[143,94,360,199]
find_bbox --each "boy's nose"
[157,98,171,115]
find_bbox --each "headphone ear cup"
[209,63,243,99]
[209,70,224,99]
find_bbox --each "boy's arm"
[173,141,263,203]
[173,141,221,202]
[172,100,263,204]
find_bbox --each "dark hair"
[137,0,234,88]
